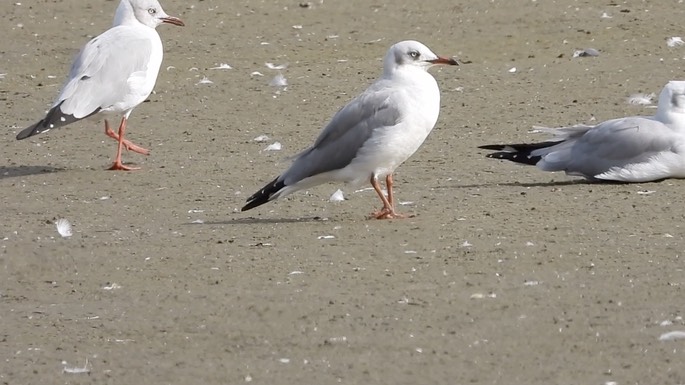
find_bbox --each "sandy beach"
[1,0,684,384]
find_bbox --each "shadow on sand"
[195,216,330,226]
[0,165,63,180]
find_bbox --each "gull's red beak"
[161,16,185,27]
[427,56,459,65]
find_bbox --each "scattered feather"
[627,93,655,105]
[250,71,264,77]
[102,282,122,290]
[317,235,335,240]
[196,76,213,85]
[264,142,282,151]
[329,189,345,202]
[326,336,348,344]
[667,37,685,48]
[288,271,304,275]
[508,67,517,73]
[658,331,685,341]
[62,359,90,374]
[600,12,612,18]
[191,219,205,224]
[470,292,497,299]
[461,241,472,247]
[253,135,270,142]
[573,48,600,58]
[55,218,73,238]
[210,63,232,70]
[399,201,414,206]
[265,62,287,70]
[636,190,656,195]
[292,25,303,29]
[269,73,288,87]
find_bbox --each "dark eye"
[148,8,157,15]
[408,50,420,59]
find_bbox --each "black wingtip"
[484,151,541,165]
[16,120,44,140]
[16,103,98,140]
[241,177,286,212]
[480,141,563,166]
[478,144,507,151]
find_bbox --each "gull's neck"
[113,0,139,27]
[382,64,431,83]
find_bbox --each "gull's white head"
[656,80,685,124]
[114,0,185,28]
[383,40,458,75]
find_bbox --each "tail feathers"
[242,177,286,212]
[479,141,562,166]
[16,102,99,140]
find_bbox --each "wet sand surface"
[1,0,684,384]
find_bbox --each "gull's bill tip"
[161,16,185,26]
[428,56,459,65]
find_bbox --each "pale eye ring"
[148,8,157,15]
[409,50,420,59]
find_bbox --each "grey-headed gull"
[16,0,184,171]
[480,81,685,182]
[242,40,458,219]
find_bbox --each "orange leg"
[104,119,150,155]
[368,174,405,219]
[386,174,395,208]
[105,118,142,171]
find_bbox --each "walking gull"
[16,0,184,170]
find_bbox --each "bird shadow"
[0,165,63,180]
[439,178,666,189]
[439,180,592,189]
[194,216,331,226]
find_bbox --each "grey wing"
[55,27,154,118]
[536,117,676,175]
[16,27,154,140]
[283,90,401,184]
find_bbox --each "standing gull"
[16,0,184,171]
[242,40,458,219]
[479,81,685,182]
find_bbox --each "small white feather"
[269,73,288,87]
[329,189,345,202]
[265,62,287,70]
[658,331,685,341]
[264,142,282,151]
[55,218,72,238]
[627,93,655,105]
[210,63,232,70]
[667,37,685,48]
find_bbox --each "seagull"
[16,0,184,171]
[479,81,685,182]
[242,40,458,218]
